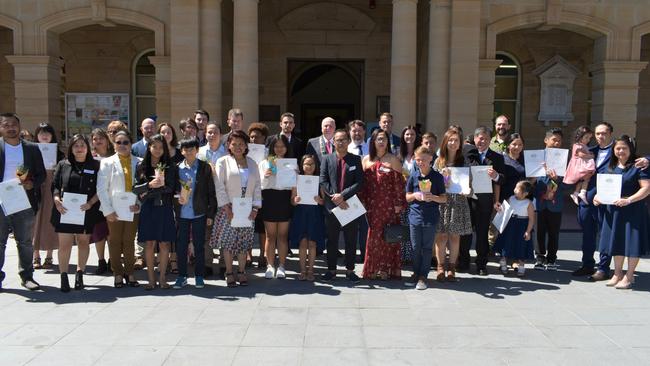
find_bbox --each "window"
[132,49,155,138]
[494,53,521,130]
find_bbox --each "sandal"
[226,272,237,288]
[144,283,155,291]
[299,271,307,281]
[42,257,54,269]
[160,282,171,289]
[237,271,248,286]
[33,257,42,269]
[127,276,140,287]
[114,276,124,288]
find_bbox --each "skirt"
[137,200,176,242]
[437,193,473,235]
[90,220,109,243]
[209,206,254,255]
[493,217,534,260]
[261,189,292,222]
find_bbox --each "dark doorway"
[288,60,363,140]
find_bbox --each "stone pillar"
[148,56,171,124]
[477,59,502,124]
[6,55,63,133]
[170,0,200,124]
[427,0,451,135]
[590,61,648,137]
[448,0,481,135]
[390,0,418,132]
[201,0,222,121]
[233,0,259,124]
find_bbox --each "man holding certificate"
[320,129,364,282]
[0,113,46,291]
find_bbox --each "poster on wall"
[65,93,129,137]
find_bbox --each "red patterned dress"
[361,161,406,279]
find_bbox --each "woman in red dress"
[361,129,406,279]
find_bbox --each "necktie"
[357,144,363,156]
[338,158,346,192]
[326,140,332,154]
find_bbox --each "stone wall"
[0,27,14,115]
[637,35,650,155]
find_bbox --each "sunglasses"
[115,140,130,146]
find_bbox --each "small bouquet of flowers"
[268,156,278,174]
[179,177,192,202]
[418,178,431,193]
[16,165,29,183]
[154,162,167,181]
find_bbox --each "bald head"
[322,117,336,140]
[140,118,156,140]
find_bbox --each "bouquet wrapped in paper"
[179,177,192,202]
[268,156,278,174]
[16,165,29,183]
[418,178,431,193]
[154,162,167,181]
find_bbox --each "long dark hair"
[399,125,421,161]
[267,134,292,158]
[141,134,170,179]
[574,125,592,144]
[91,128,115,156]
[34,122,58,144]
[157,122,178,148]
[608,135,637,171]
[66,134,93,164]
[368,129,390,161]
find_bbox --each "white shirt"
[508,196,531,217]
[347,141,368,156]
[596,143,612,167]
[3,142,24,182]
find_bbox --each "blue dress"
[289,204,326,250]
[598,166,650,257]
[502,154,526,200]
[493,197,534,260]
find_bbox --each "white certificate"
[596,173,622,205]
[0,179,31,215]
[545,148,569,177]
[524,150,546,177]
[231,197,253,228]
[38,143,58,170]
[492,199,514,234]
[113,192,137,222]
[332,194,367,227]
[471,165,493,194]
[446,167,471,195]
[297,175,319,205]
[276,158,298,189]
[247,143,267,164]
[59,193,87,225]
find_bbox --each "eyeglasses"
[114,140,130,146]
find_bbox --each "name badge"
[379,166,391,173]
[348,166,356,171]
[83,169,95,174]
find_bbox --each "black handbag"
[384,224,410,243]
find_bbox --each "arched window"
[494,52,521,130]
[132,49,155,137]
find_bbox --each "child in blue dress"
[289,155,325,281]
[494,180,535,277]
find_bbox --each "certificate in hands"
[38,143,58,170]
[276,158,298,189]
[596,174,622,205]
[113,192,137,222]
[545,148,569,176]
[297,175,319,205]
[332,194,367,227]
[59,193,87,225]
[470,165,493,194]
[492,199,514,234]
[0,178,31,215]
[524,150,546,177]
[446,167,471,195]
[231,197,253,228]
[247,143,267,164]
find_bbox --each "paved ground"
[1,232,650,366]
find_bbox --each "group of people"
[0,109,648,293]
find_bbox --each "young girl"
[288,155,325,281]
[564,125,596,204]
[494,180,535,277]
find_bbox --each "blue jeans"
[577,203,611,274]
[176,215,207,277]
[410,224,436,278]
[0,208,36,283]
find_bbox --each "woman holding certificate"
[51,135,103,292]
[360,129,406,280]
[501,133,527,200]
[97,131,141,288]
[210,130,262,288]
[259,134,293,279]
[432,130,473,282]
[32,122,64,271]
[594,136,650,289]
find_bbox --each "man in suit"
[131,117,156,158]
[306,117,336,164]
[320,129,363,282]
[194,109,210,147]
[469,126,505,276]
[221,108,244,146]
[368,112,400,155]
[277,112,304,161]
[347,120,368,263]
[0,113,46,291]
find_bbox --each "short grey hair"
[474,125,492,137]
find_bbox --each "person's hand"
[248,209,258,221]
[129,204,140,213]
[149,176,163,188]
[178,195,187,205]
[294,195,301,204]
[494,202,502,212]
[422,192,434,202]
[634,157,649,169]
[315,196,324,205]
[338,201,350,210]
[225,204,234,221]
[106,212,118,222]
[593,195,601,206]
[487,168,498,180]
[20,180,33,190]
[80,202,92,211]
[54,198,67,214]
[264,169,273,177]
[332,193,345,205]
[524,231,531,241]
[547,169,558,181]
[614,198,632,207]
[206,218,213,227]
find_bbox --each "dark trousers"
[535,209,562,263]
[358,214,368,260]
[177,215,207,277]
[472,197,493,268]
[458,234,473,269]
[326,213,358,271]
[577,203,611,273]
[0,209,35,283]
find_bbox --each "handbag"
[384,224,410,243]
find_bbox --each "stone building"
[0,0,649,151]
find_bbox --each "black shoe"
[96,259,108,275]
[572,267,595,276]
[346,272,360,283]
[337,250,344,258]
[218,267,226,280]
[74,270,84,290]
[60,273,70,293]
[21,278,41,291]
[431,257,438,268]
[204,267,214,278]
[477,267,488,276]
[107,259,113,273]
[321,271,336,281]
[288,249,295,258]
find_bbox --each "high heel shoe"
[60,273,70,293]
[74,270,84,290]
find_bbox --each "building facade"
[0,0,649,150]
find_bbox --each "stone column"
[390,0,418,131]
[201,0,222,120]
[426,0,451,134]
[6,55,63,133]
[170,0,200,124]
[477,58,503,124]
[448,0,481,135]
[590,61,648,137]
[233,0,259,124]
[148,56,171,124]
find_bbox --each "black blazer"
[173,159,217,219]
[319,152,363,212]
[0,139,46,212]
[133,161,179,207]
[50,158,103,227]
[475,148,506,206]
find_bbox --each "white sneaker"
[517,264,526,277]
[499,259,508,275]
[276,266,286,279]
[415,280,428,290]
[265,265,275,279]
